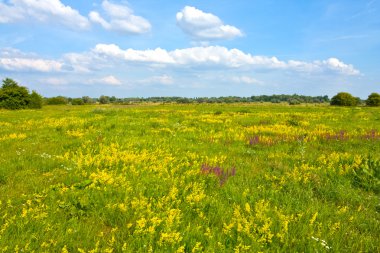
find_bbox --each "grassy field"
[0,103,379,252]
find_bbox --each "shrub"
[29,91,43,109]
[289,99,301,105]
[82,96,94,104]
[366,93,380,106]
[71,98,85,105]
[330,92,358,106]
[99,95,110,104]
[45,96,68,105]
[0,78,31,110]
[0,78,44,110]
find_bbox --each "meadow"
[0,103,379,252]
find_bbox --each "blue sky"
[0,0,379,98]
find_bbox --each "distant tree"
[330,92,358,106]
[289,99,301,105]
[0,78,30,110]
[109,96,117,103]
[29,91,43,109]
[355,97,363,106]
[366,93,380,106]
[71,98,85,105]
[177,98,191,104]
[82,96,93,104]
[45,96,68,105]
[99,95,110,104]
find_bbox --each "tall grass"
[0,104,379,252]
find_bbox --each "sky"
[0,0,379,98]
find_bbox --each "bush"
[0,78,44,110]
[99,95,110,104]
[29,91,43,109]
[366,93,380,106]
[82,96,94,104]
[71,98,85,105]
[45,96,68,105]
[330,92,358,106]
[0,79,30,110]
[288,99,301,105]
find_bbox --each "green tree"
[99,95,110,104]
[71,98,85,105]
[45,96,68,105]
[330,92,358,106]
[29,91,43,109]
[2,78,19,89]
[109,96,117,103]
[82,96,93,104]
[289,99,301,105]
[0,78,30,110]
[366,93,380,106]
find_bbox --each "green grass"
[0,103,379,252]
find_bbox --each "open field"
[0,104,379,252]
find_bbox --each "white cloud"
[92,44,360,76]
[94,44,175,64]
[0,57,62,72]
[287,60,320,72]
[89,0,151,34]
[93,44,253,67]
[170,46,253,67]
[63,53,97,73]
[176,6,243,40]
[0,2,23,23]
[232,76,262,85]
[101,75,122,86]
[88,11,110,29]
[87,75,122,86]
[287,58,360,76]
[0,46,360,78]
[42,77,68,86]
[140,75,174,85]
[322,58,360,76]
[0,0,90,29]
[0,47,63,72]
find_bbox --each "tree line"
[44,94,331,105]
[41,93,380,107]
[1,78,379,110]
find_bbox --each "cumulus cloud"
[0,46,360,77]
[322,58,360,76]
[89,0,151,34]
[101,75,122,86]
[0,0,90,29]
[94,44,175,64]
[287,58,360,76]
[176,6,243,40]
[87,75,122,86]
[170,46,253,67]
[94,44,254,67]
[0,47,64,72]
[63,52,100,73]
[92,44,360,76]
[0,58,62,72]
[42,78,68,86]
[232,76,263,85]
[140,75,174,85]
